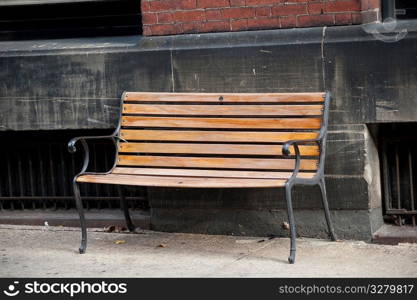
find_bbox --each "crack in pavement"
[202,239,280,276]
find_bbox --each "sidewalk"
[0,224,416,277]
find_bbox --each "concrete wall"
[1,20,416,239]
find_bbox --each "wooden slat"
[122,104,323,116]
[112,167,316,179]
[120,130,319,143]
[118,143,319,156]
[124,92,325,103]
[121,116,321,129]
[117,155,318,170]
[77,174,286,188]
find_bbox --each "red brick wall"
[142,0,377,36]
[361,0,381,23]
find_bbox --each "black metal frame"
[68,93,134,254]
[68,91,336,263]
[282,92,336,263]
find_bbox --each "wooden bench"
[68,92,336,264]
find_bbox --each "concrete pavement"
[0,224,416,277]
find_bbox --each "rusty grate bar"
[381,129,417,227]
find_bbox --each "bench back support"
[111,92,328,180]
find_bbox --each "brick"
[142,13,157,25]
[231,19,249,31]
[271,4,307,16]
[149,24,181,35]
[280,15,297,28]
[172,0,197,10]
[158,12,174,24]
[361,9,380,23]
[308,2,325,15]
[143,25,152,36]
[181,22,203,33]
[197,0,230,9]
[150,0,197,12]
[256,7,271,17]
[205,9,223,20]
[149,1,172,12]
[335,12,353,25]
[361,0,381,10]
[325,0,361,13]
[201,20,230,32]
[246,0,281,6]
[230,0,246,6]
[297,14,335,27]
[352,12,362,24]
[141,1,151,13]
[247,17,280,29]
[172,10,205,22]
[223,7,256,19]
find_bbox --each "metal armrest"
[68,134,122,177]
[282,138,323,184]
[282,138,321,156]
[282,91,330,184]
[68,135,117,154]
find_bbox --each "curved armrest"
[282,91,330,184]
[68,135,118,154]
[68,134,123,177]
[282,138,322,183]
[282,138,321,156]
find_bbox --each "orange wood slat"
[119,130,319,143]
[112,167,316,179]
[122,104,323,116]
[123,92,325,103]
[118,142,319,156]
[117,155,318,170]
[77,174,286,188]
[121,116,322,129]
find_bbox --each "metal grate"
[0,130,148,211]
[380,123,417,227]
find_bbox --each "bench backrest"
[114,92,328,179]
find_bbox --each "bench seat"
[77,174,287,188]
[77,167,317,188]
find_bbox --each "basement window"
[382,0,417,20]
[379,123,417,227]
[0,0,142,41]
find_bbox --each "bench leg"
[73,180,87,254]
[319,178,337,241]
[285,183,296,264]
[118,186,135,232]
